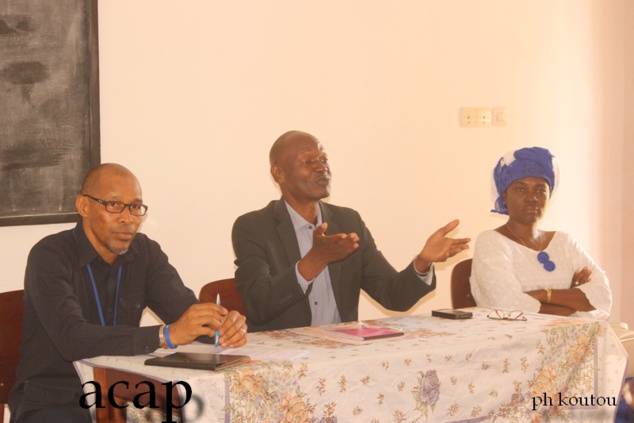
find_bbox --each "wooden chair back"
[450,259,477,309]
[199,278,246,316]
[0,289,25,422]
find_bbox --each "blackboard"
[0,0,100,226]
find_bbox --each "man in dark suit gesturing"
[232,130,470,332]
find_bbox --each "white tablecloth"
[76,309,628,422]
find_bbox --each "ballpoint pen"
[215,294,221,347]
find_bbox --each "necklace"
[505,223,556,272]
[505,223,541,250]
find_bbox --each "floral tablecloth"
[77,309,627,422]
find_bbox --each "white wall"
[1,0,631,327]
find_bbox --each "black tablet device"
[145,352,250,371]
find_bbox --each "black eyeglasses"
[83,194,148,216]
[487,310,527,321]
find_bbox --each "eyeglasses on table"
[487,309,527,321]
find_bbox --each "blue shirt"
[286,202,342,326]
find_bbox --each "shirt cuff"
[412,260,434,286]
[134,325,162,355]
[295,262,314,293]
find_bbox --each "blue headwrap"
[492,147,558,215]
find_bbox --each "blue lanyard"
[87,264,122,327]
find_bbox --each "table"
[76,309,628,422]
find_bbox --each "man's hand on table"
[168,303,248,348]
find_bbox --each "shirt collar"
[284,200,323,232]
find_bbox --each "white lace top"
[470,230,612,320]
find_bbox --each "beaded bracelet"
[164,324,177,349]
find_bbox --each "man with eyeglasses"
[9,163,248,423]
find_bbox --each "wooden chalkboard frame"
[0,0,100,227]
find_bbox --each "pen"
[215,294,221,347]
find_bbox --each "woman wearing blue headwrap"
[470,147,612,319]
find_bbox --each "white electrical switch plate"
[492,108,508,126]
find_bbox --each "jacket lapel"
[273,199,302,265]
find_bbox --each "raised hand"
[311,223,359,262]
[414,219,470,272]
[298,222,359,281]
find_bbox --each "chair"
[0,290,25,422]
[199,278,246,316]
[450,259,477,309]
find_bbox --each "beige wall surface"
[1,1,631,329]
[622,0,634,327]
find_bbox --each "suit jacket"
[231,199,436,331]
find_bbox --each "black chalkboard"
[0,0,100,226]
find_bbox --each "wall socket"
[476,108,492,127]
[459,108,477,127]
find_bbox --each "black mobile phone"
[431,309,473,320]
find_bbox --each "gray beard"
[107,246,128,256]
